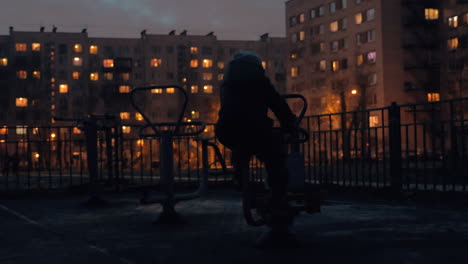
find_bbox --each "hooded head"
[233,51,263,68]
[223,51,265,83]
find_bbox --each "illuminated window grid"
[203,85,213,94]
[89,45,98,54]
[16,97,28,107]
[90,72,99,81]
[119,85,131,93]
[59,84,68,93]
[103,59,114,68]
[202,59,213,68]
[151,58,162,67]
[15,43,27,52]
[74,44,83,53]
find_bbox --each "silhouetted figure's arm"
[264,77,297,130]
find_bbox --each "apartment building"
[285,0,468,122]
[444,0,468,99]
[0,28,286,136]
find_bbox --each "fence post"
[388,102,402,193]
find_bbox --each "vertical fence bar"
[388,102,402,193]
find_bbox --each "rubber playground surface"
[1,190,468,264]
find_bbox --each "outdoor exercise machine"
[53,114,122,206]
[240,94,321,226]
[130,85,207,224]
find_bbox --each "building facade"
[285,0,468,123]
[0,28,286,135]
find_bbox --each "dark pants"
[216,124,288,209]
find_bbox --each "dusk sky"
[0,0,287,40]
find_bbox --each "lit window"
[202,59,213,68]
[202,72,213,80]
[191,110,200,119]
[203,85,213,94]
[355,13,363,24]
[151,88,163,94]
[32,71,41,79]
[72,72,80,80]
[73,44,82,53]
[73,57,83,66]
[217,61,225,69]
[330,21,339,32]
[119,85,131,93]
[103,73,113,80]
[299,13,305,23]
[290,67,298,77]
[367,51,376,63]
[0,127,7,135]
[89,45,98,54]
[166,88,175,94]
[427,93,440,102]
[448,16,459,28]
[120,112,130,120]
[425,8,439,20]
[15,43,27,52]
[290,53,297,59]
[182,77,187,83]
[463,13,468,24]
[298,31,305,41]
[357,54,364,65]
[319,60,327,71]
[73,127,81,134]
[17,70,27,79]
[103,59,114,68]
[218,73,224,81]
[59,84,68,93]
[122,126,131,134]
[135,113,144,121]
[448,38,459,50]
[150,58,162,67]
[90,72,99,81]
[16,97,28,107]
[32,43,41,51]
[190,47,198,54]
[332,60,340,72]
[369,116,379,127]
[262,61,267,69]
[121,73,130,81]
[191,85,199,93]
[0,58,7,66]
[190,59,199,68]
[16,126,27,135]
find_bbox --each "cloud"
[0,0,286,40]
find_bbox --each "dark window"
[166,72,174,80]
[202,46,212,55]
[59,44,67,54]
[166,46,174,54]
[152,46,161,53]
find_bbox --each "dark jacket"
[215,54,296,148]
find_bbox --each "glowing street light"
[351,89,358,95]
